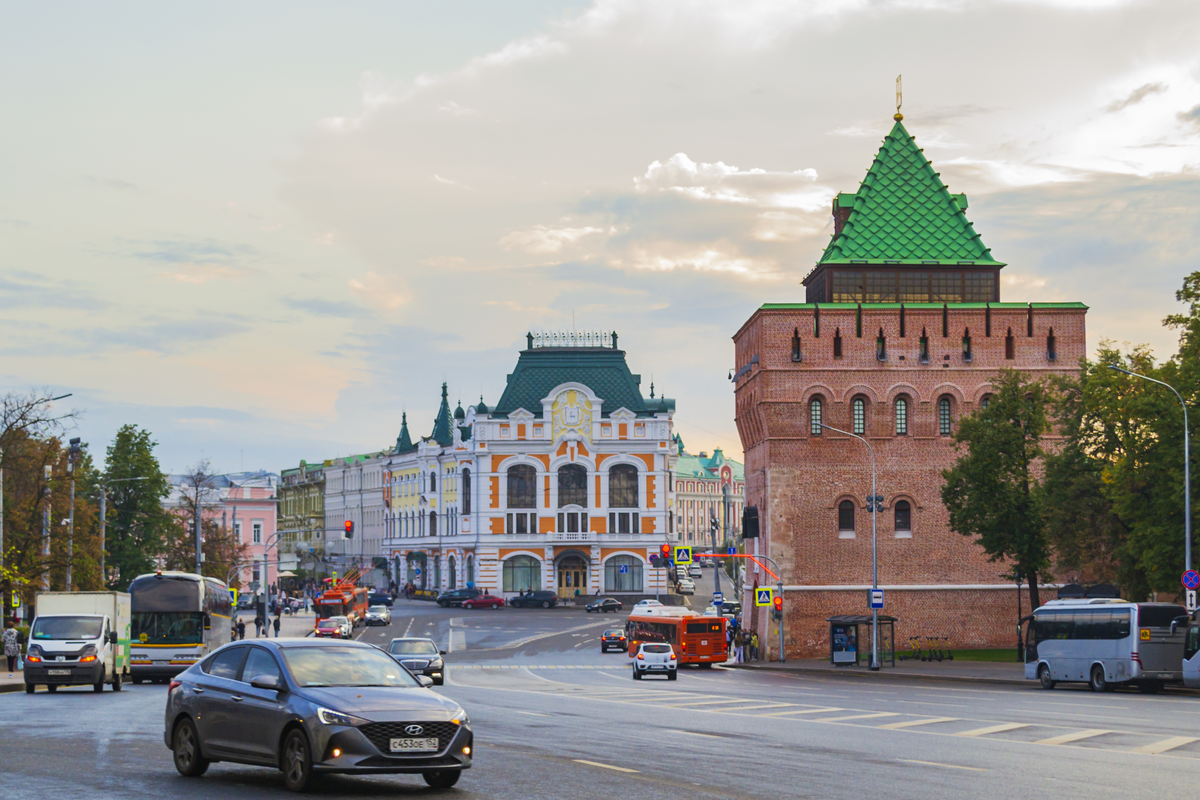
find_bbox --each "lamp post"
[820,422,881,671]
[1108,366,1192,573]
[65,438,81,590]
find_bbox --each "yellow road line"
[879,717,959,730]
[573,759,640,773]
[1035,729,1109,746]
[1131,736,1199,755]
[815,712,901,723]
[956,722,1029,738]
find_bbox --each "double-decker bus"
[625,607,727,667]
[128,570,232,683]
[314,580,369,629]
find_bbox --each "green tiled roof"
[817,120,1004,268]
[431,383,454,446]
[394,412,415,454]
[676,447,745,483]
[492,346,666,419]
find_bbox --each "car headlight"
[429,658,444,669]
[451,709,469,726]
[316,707,370,726]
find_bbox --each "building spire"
[431,382,454,446]
[894,74,903,121]
[395,411,415,453]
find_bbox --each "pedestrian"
[750,631,759,661]
[273,616,281,638]
[3,618,20,675]
[734,630,745,663]
[236,619,246,640]
[255,614,264,638]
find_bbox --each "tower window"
[919,329,929,363]
[895,500,912,534]
[792,327,802,362]
[963,329,972,362]
[895,397,908,436]
[876,328,887,361]
[938,397,953,436]
[810,398,823,436]
[1005,328,1015,360]
[833,328,843,359]
[838,500,855,534]
[1047,328,1057,361]
[852,397,866,435]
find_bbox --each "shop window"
[605,555,643,592]
[502,555,541,592]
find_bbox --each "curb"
[725,662,1029,687]
[0,682,25,693]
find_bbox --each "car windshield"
[605,630,624,636]
[643,644,671,654]
[389,640,439,656]
[333,617,348,623]
[639,600,662,606]
[317,620,337,628]
[281,646,421,688]
[32,616,104,640]
[369,606,387,612]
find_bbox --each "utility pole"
[42,466,51,591]
[66,437,81,591]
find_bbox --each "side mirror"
[108,631,118,645]
[439,650,447,656]
[203,613,212,631]
[250,674,282,691]
[418,675,434,688]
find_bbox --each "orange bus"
[314,584,369,629]
[625,608,727,667]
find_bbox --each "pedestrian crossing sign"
[674,546,693,565]
[229,588,239,606]
[755,587,774,607]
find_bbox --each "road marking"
[956,722,1029,738]
[900,759,989,772]
[878,717,958,730]
[514,711,549,717]
[656,697,744,707]
[1035,729,1110,746]
[573,759,639,773]
[815,712,901,723]
[1131,736,1199,755]
[671,730,722,738]
[755,707,844,717]
[402,618,414,638]
[720,703,797,712]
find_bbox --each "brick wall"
[734,303,1085,657]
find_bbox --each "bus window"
[1187,625,1199,661]
[1111,611,1130,639]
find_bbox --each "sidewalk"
[728,657,1028,686]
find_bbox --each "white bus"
[128,571,232,683]
[1182,613,1200,689]
[1023,598,1186,693]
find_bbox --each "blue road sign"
[870,589,884,609]
[727,547,736,555]
[712,591,724,604]
[1183,570,1200,590]
[414,567,422,576]
[619,564,628,574]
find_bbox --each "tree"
[941,370,1052,609]
[102,425,174,590]
[163,461,247,582]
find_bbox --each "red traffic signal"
[344,520,354,539]
[773,595,783,612]
[660,543,671,559]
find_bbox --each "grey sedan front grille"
[359,721,459,754]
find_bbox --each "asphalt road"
[4,597,1199,799]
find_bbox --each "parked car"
[633,599,663,610]
[601,629,628,652]
[508,591,559,609]
[632,642,677,680]
[164,639,471,791]
[461,593,504,609]
[387,638,447,685]
[368,592,394,607]
[688,565,703,579]
[586,598,624,613]
[365,605,392,626]
[313,617,345,639]
[675,579,696,596]
[437,588,483,608]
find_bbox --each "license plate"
[390,737,439,752]
[153,660,169,666]
[48,669,70,676]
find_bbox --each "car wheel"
[24,683,34,694]
[46,684,57,692]
[132,675,143,685]
[632,669,641,680]
[542,600,551,608]
[434,676,444,686]
[668,672,677,681]
[1038,664,1055,690]
[281,728,314,792]
[492,603,500,609]
[423,770,461,789]
[172,718,210,777]
[113,671,122,692]
[94,668,106,693]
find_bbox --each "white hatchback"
[633,642,678,680]
[633,599,664,610]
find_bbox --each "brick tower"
[732,114,1086,658]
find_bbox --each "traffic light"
[659,543,671,560]
[771,594,783,621]
[742,506,759,539]
[344,520,354,540]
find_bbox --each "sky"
[2,0,1199,474]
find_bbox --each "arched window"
[462,468,471,515]
[938,397,953,436]
[1047,328,1057,361]
[466,555,475,586]
[833,328,843,358]
[981,394,992,410]
[895,397,908,435]
[605,555,644,593]
[502,555,540,592]
[852,397,866,435]
[447,555,456,590]
[429,511,437,537]
[895,500,912,534]
[1005,328,1015,360]
[608,464,638,508]
[429,471,437,492]
[507,464,536,508]
[810,397,823,436]
[838,500,855,534]
[876,328,887,361]
[558,464,588,507]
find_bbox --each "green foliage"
[103,425,173,590]
[942,370,1051,608]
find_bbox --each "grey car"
[164,639,472,791]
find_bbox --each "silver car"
[365,605,392,626]
[164,639,472,791]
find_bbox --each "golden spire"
[894,75,903,121]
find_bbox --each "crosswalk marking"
[1131,736,1199,755]
[722,703,797,712]
[815,712,901,723]
[879,717,958,730]
[658,698,746,707]
[757,707,843,717]
[1035,729,1109,746]
[956,722,1029,738]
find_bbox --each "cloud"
[1105,82,1167,113]
[348,272,410,311]
[0,270,110,312]
[85,175,138,190]
[158,264,253,284]
[282,297,360,318]
[121,238,258,265]
[499,225,605,254]
[1178,104,1200,130]
[634,153,828,211]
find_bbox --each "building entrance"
[557,555,587,599]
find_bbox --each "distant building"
[672,439,745,549]
[277,460,326,574]
[323,453,389,589]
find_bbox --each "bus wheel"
[1038,664,1055,690]
[1089,666,1109,693]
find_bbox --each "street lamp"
[819,422,882,671]
[1107,366,1192,573]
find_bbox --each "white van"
[25,592,131,693]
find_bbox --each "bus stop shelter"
[827,614,896,667]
